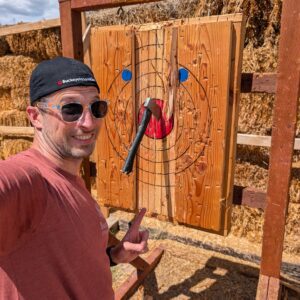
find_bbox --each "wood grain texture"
[241,73,277,94]
[91,27,136,210]
[259,0,300,280]
[91,15,244,233]
[175,21,232,231]
[222,15,246,235]
[256,275,281,300]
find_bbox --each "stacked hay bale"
[0,28,61,159]
[0,0,298,255]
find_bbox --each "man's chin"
[69,145,95,159]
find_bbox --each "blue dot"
[122,69,132,81]
[179,68,189,82]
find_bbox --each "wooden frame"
[56,1,299,298]
[256,1,300,298]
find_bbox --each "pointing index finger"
[130,208,146,230]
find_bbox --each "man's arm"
[0,160,47,256]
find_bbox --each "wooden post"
[257,0,300,299]
[59,0,83,60]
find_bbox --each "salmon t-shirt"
[0,148,114,299]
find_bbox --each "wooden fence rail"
[1,126,299,149]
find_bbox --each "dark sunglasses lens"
[61,103,83,122]
[91,101,108,118]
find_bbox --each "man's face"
[37,86,103,159]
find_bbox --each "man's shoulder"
[0,148,44,183]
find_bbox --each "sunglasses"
[37,100,108,123]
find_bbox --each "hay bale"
[285,203,300,255]
[0,56,36,110]
[231,203,300,255]
[234,162,268,191]
[0,55,36,88]
[231,205,264,243]
[5,28,62,60]
[238,94,274,135]
[0,87,13,111]
[0,138,32,160]
[290,169,300,204]
[10,87,30,110]
[0,110,29,126]
[0,36,10,56]
[89,0,281,48]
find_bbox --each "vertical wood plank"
[136,30,150,212]
[91,27,135,210]
[148,29,161,216]
[131,30,138,210]
[175,21,232,231]
[222,15,246,235]
[161,27,176,219]
[259,0,300,280]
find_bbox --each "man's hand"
[110,208,149,264]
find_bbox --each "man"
[0,57,149,299]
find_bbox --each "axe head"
[144,97,162,120]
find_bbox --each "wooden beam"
[258,0,300,297]
[2,126,300,151]
[257,275,281,300]
[241,73,277,93]
[68,0,161,11]
[0,126,34,137]
[232,186,266,210]
[59,0,83,60]
[237,134,300,150]
[114,245,164,300]
[0,18,60,37]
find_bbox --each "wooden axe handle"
[122,108,152,174]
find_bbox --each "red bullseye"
[138,99,174,139]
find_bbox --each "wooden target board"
[91,15,245,234]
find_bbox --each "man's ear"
[26,106,43,129]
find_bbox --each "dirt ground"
[110,211,300,299]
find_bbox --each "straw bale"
[234,162,268,190]
[10,87,30,110]
[290,169,300,204]
[0,87,13,111]
[0,56,36,111]
[5,28,62,60]
[285,203,300,255]
[231,205,263,243]
[238,94,273,135]
[0,36,10,56]
[0,138,32,160]
[0,55,36,89]
[236,145,300,203]
[231,203,300,255]
[0,110,29,126]
[89,0,281,49]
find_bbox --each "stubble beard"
[43,128,98,160]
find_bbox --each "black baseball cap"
[30,56,100,104]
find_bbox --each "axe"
[122,98,161,174]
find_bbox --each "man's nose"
[77,108,96,129]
